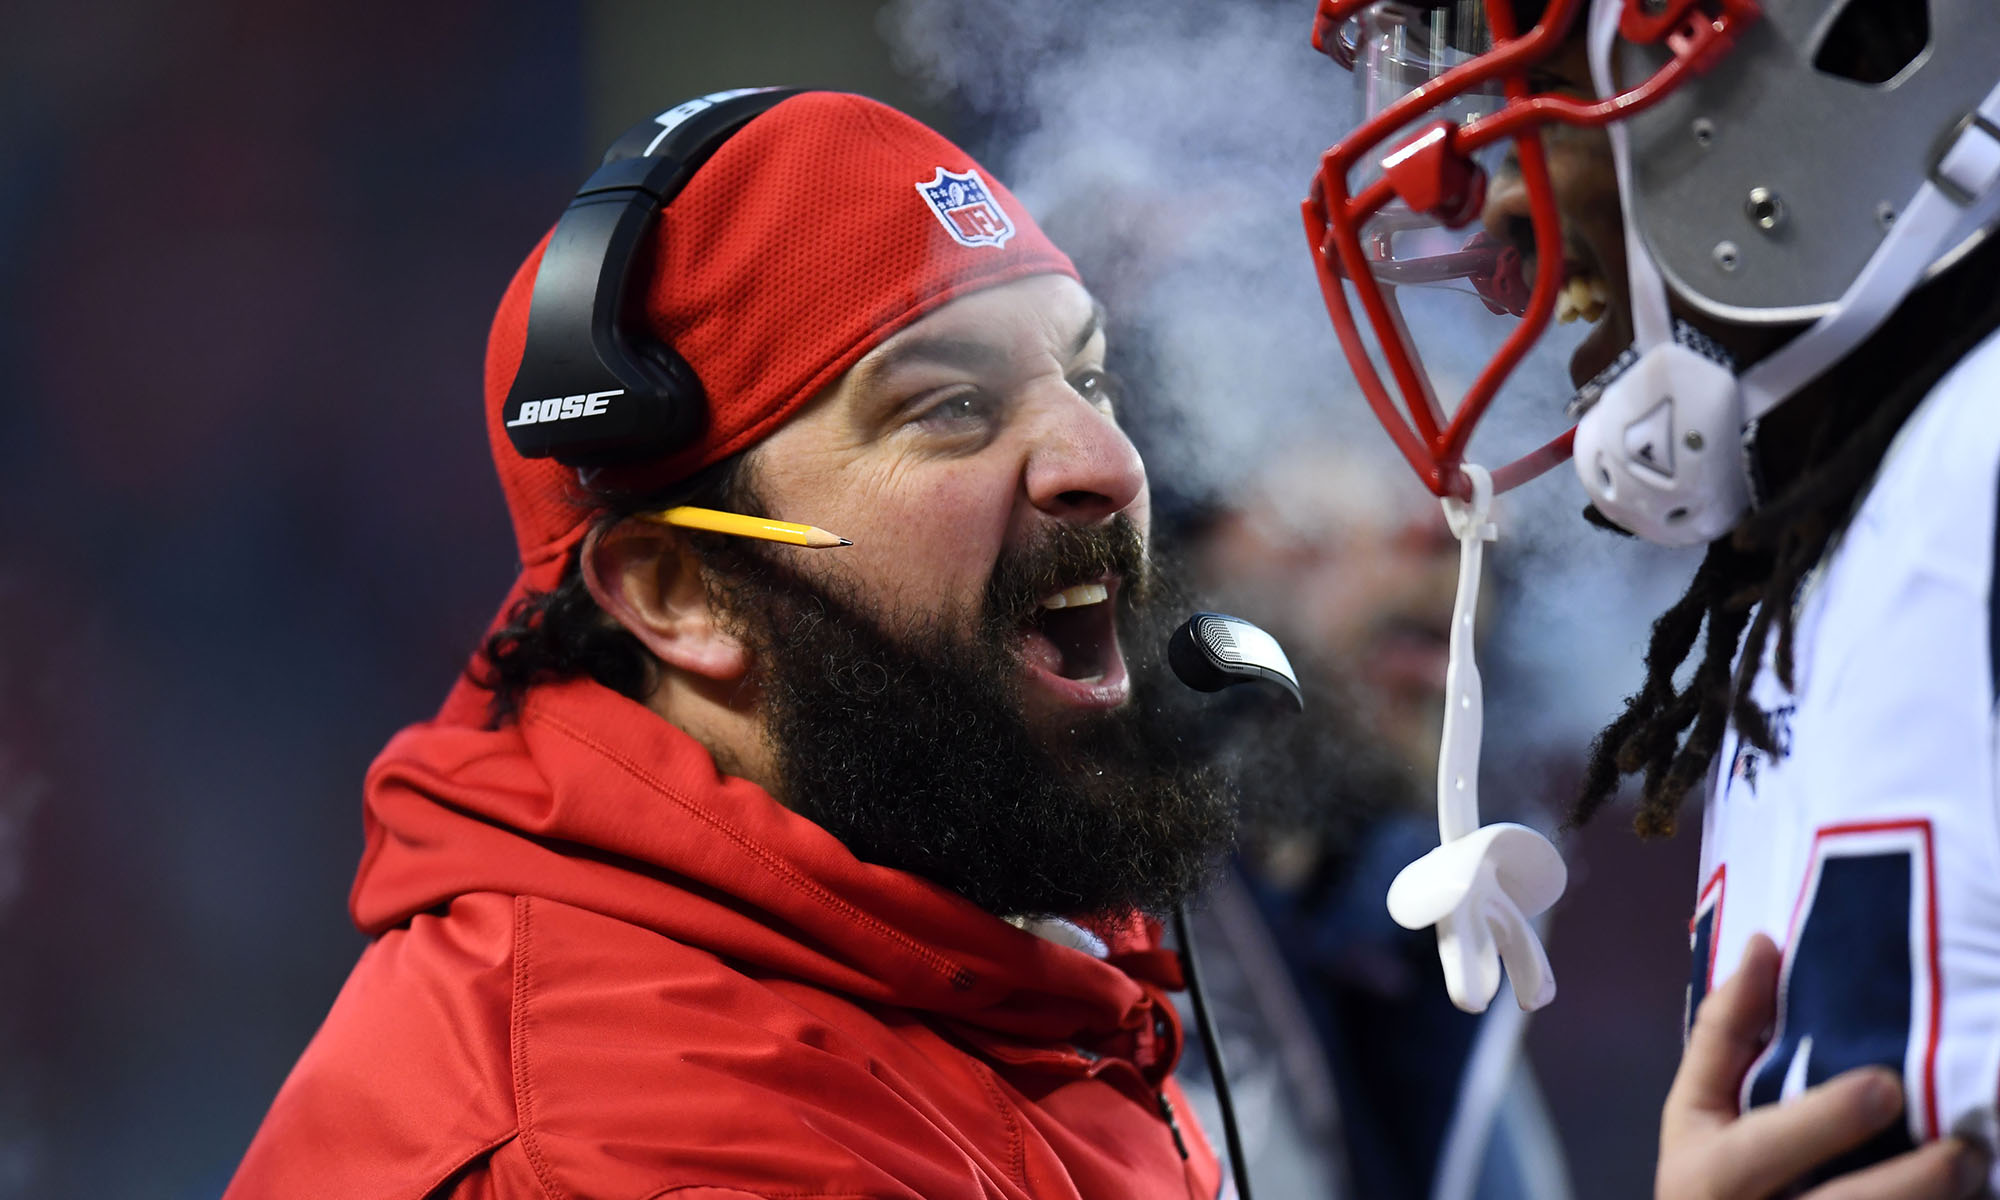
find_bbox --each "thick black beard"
[705,518,1236,920]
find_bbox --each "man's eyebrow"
[854,301,1109,394]
[1068,302,1106,360]
[860,335,1008,385]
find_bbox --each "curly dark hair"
[1572,229,2000,837]
[469,454,757,726]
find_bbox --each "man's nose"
[1022,386,1146,524]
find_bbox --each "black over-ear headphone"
[501,87,805,467]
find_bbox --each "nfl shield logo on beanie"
[916,167,1016,249]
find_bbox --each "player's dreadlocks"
[471,453,754,726]
[1572,229,2000,837]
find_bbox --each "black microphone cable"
[1174,901,1254,1200]
[1166,609,1303,1200]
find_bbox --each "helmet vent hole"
[1665,506,1689,523]
[1813,0,1929,85]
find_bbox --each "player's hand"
[1656,933,1988,1200]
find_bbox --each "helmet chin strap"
[1588,0,1674,355]
[1584,0,2000,545]
[1385,465,1568,1014]
[1577,0,1751,545]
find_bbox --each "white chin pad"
[1573,342,1750,547]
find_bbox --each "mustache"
[983,514,1151,627]
[695,509,1156,662]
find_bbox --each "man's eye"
[1069,368,1122,414]
[914,388,998,429]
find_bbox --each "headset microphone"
[1168,612,1303,711]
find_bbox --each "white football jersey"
[1694,326,2000,1187]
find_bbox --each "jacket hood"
[351,674,1183,1047]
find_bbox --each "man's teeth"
[1555,274,1610,326]
[1040,582,1109,610]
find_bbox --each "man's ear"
[580,519,751,683]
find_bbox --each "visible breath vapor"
[883,0,1699,757]
[889,0,1365,499]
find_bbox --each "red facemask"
[1301,0,1760,500]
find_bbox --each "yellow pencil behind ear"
[645,506,850,549]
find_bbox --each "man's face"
[1478,31,1632,390]
[751,273,1149,726]
[698,275,1232,918]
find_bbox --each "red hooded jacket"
[224,676,1223,1199]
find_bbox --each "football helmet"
[1304,0,2000,544]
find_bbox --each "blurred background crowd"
[3,1,1706,1195]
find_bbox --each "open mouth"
[1017,579,1131,707]
[1557,261,1631,388]
[1512,230,1624,390]
[1508,239,1628,387]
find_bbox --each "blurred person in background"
[224,89,1240,1200]
[1169,445,1570,1200]
[1308,0,2000,1195]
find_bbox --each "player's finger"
[1663,933,1782,1140]
[1701,1067,1905,1199]
[1800,1137,1988,1200]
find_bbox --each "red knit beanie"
[480,91,1079,601]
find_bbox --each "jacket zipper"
[1155,1089,1190,1160]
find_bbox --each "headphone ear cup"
[503,88,802,468]
[630,340,708,453]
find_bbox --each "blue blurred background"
[1,3,1697,1196]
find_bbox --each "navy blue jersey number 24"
[1688,822,1937,1190]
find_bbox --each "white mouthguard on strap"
[1385,464,1567,1013]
